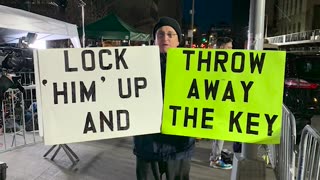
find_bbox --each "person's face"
[154,26,179,53]
[220,42,233,49]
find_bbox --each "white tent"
[0,5,81,47]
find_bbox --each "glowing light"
[314,98,318,103]
[29,40,46,49]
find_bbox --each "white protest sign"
[33,50,44,137]
[34,46,163,145]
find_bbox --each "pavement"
[0,136,276,180]
[3,105,320,180]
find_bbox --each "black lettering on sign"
[231,52,245,73]
[84,110,130,133]
[222,81,235,102]
[169,105,182,126]
[229,111,242,133]
[83,112,97,133]
[214,51,228,72]
[119,77,147,98]
[81,50,95,71]
[134,77,147,97]
[53,82,68,104]
[80,81,96,102]
[100,111,113,132]
[198,51,211,71]
[250,52,266,74]
[247,113,259,135]
[117,110,130,130]
[187,79,199,99]
[205,79,219,100]
[201,108,214,129]
[182,50,195,70]
[265,114,278,136]
[241,81,253,102]
[229,111,278,136]
[53,81,96,104]
[118,78,131,98]
[64,50,77,72]
[115,49,128,69]
[184,107,197,128]
[186,80,252,102]
[168,106,216,129]
[71,81,76,103]
[99,49,112,70]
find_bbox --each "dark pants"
[136,158,190,180]
[233,142,242,153]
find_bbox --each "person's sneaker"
[209,160,232,169]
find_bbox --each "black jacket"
[133,53,195,161]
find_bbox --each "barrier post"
[297,125,320,180]
[231,0,267,179]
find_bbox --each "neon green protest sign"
[162,48,286,144]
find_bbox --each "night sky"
[183,0,232,33]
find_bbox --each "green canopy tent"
[80,13,151,41]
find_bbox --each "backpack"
[221,150,233,164]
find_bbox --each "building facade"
[272,0,320,35]
[265,0,320,51]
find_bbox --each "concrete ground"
[3,106,320,179]
[0,137,276,180]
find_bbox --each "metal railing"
[0,83,41,152]
[267,29,320,45]
[15,72,35,86]
[297,125,320,180]
[273,104,297,180]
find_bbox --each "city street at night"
[1,0,320,179]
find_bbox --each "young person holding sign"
[209,37,234,170]
[133,17,195,180]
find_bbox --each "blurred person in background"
[209,37,233,170]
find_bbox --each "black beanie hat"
[153,17,182,43]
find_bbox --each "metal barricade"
[0,85,41,152]
[273,104,297,180]
[297,125,320,180]
[15,72,35,86]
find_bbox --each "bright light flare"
[29,40,47,49]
